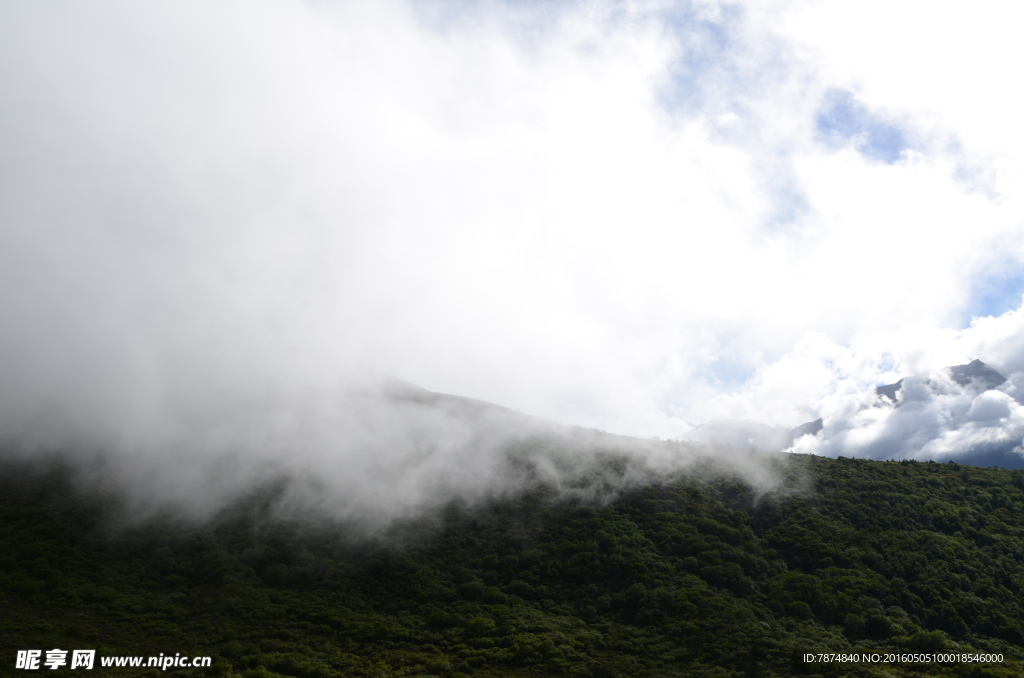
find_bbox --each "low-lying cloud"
[2,375,787,528]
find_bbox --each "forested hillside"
[3,454,1024,677]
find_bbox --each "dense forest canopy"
[3,452,1024,677]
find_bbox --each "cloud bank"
[3,0,1024,516]
[782,308,1024,466]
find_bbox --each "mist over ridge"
[0,374,790,530]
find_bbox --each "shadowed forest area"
[3,453,1024,677]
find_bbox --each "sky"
[3,0,1024,494]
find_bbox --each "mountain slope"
[3,454,1024,677]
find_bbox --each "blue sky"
[969,271,1024,321]
[816,89,909,164]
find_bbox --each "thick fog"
[3,1,1024,521]
[0,374,784,526]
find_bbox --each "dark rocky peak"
[791,360,1009,444]
[788,418,823,441]
[948,359,1006,391]
[875,379,904,403]
[874,360,1006,405]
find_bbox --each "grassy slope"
[2,454,1024,677]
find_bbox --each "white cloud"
[779,306,1024,464]
[770,0,1024,165]
[3,0,1024,505]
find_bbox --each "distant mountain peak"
[947,359,1006,390]
[789,360,1009,451]
[789,418,823,440]
[873,359,1006,405]
[875,379,905,404]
